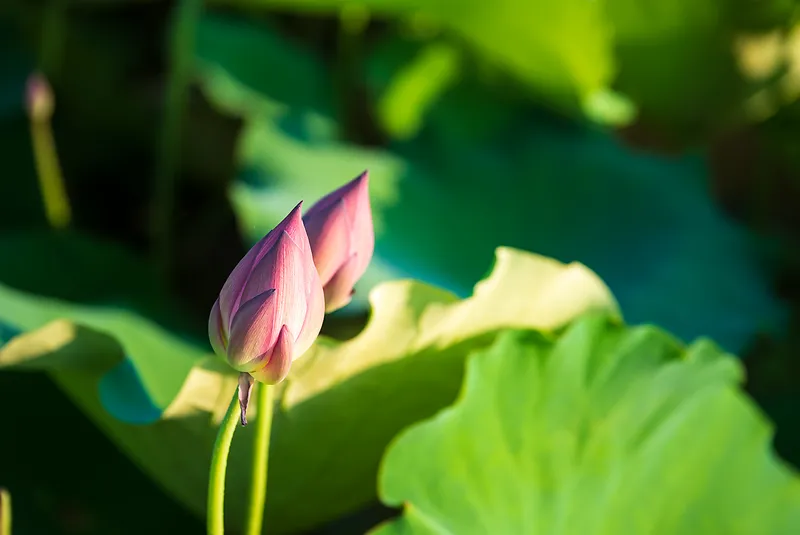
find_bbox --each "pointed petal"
[341,171,374,280]
[238,373,255,426]
[218,202,305,330]
[349,173,375,278]
[322,253,362,313]
[305,170,368,216]
[279,201,309,251]
[251,325,294,384]
[304,199,351,284]
[208,297,227,356]
[227,289,279,372]
[343,170,370,224]
[240,230,308,334]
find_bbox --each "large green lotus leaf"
[0,229,202,339]
[375,42,463,140]
[606,0,747,136]
[211,0,621,122]
[606,0,799,134]
[195,14,332,114]
[0,284,204,413]
[373,319,800,535]
[0,230,209,428]
[0,247,617,534]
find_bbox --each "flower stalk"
[26,74,71,230]
[207,388,241,535]
[244,383,274,535]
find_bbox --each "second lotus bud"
[303,170,375,312]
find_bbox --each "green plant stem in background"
[29,0,71,230]
[207,388,240,535]
[0,488,10,535]
[29,95,71,230]
[244,384,274,535]
[39,0,67,82]
[154,0,204,281]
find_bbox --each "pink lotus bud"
[303,171,374,312]
[208,202,325,387]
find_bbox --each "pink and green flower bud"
[303,171,374,312]
[208,202,325,391]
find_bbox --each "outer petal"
[250,325,294,384]
[240,230,308,336]
[349,173,375,278]
[309,170,368,214]
[226,289,279,372]
[304,199,351,285]
[208,297,227,356]
[322,253,361,313]
[218,202,305,330]
[294,261,325,359]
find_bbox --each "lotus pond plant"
[206,172,374,535]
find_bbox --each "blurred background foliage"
[1,0,800,533]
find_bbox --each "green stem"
[154,0,204,280]
[39,0,67,82]
[30,114,71,229]
[244,384,274,535]
[31,0,71,230]
[207,388,241,535]
[0,488,10,535]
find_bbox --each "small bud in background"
[208,202,325,389]
[303,171,375,312]
[25,72,54,122]
[25,71,71,230]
